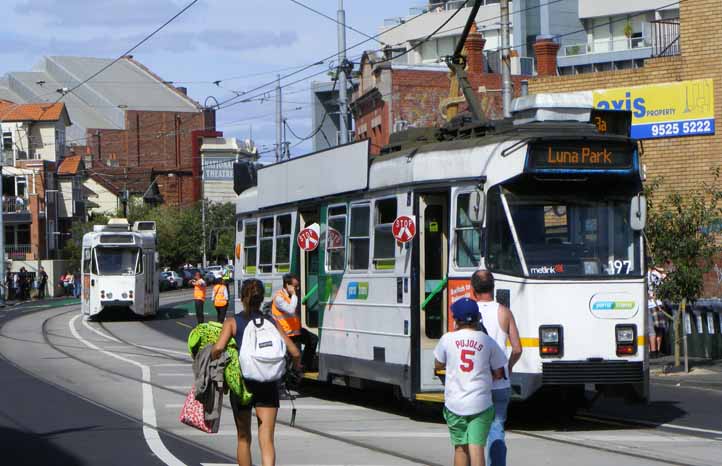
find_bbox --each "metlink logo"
[591,301,636,311]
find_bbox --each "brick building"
[529,0,722,295]
[0,56,215,208]
[352,25,530,154]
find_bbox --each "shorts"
[443,406,495,446]
[230,379,280,413]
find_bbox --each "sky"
[0,0,414,162]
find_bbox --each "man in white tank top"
[471,271,523,466]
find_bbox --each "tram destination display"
[528,141,634,171]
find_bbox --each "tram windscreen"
[95,247,141,276]
[500,190,642,278]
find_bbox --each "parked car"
[159,272,175,292]
[205,265,224,283]
[178,268,202,288]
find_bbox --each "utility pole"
[0,163,4,305]
[337,0,349,145]
[201,152,207,269]
[500,0,512,118]
[275,74,283,162]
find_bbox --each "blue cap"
[451,297,479,323]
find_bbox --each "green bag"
[187,322,252,405]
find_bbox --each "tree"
[61,213,110,265]
[206,201,236,265]
[645,171,722,367]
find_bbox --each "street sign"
[392,215,416,243]
[297,223,320,252]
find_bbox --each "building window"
[243,220,257,273]
[373,198,397,270]
[455,193,481,268]
[326,205,347,272]
[275,214,292,273]
[348,204,370,270]
[259,217,274,274]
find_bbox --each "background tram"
[81,219,159,319]
[233,95,649,404]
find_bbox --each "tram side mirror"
[467,189,485,224]
[630,194,647,231]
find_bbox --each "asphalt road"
[1,292,720,466]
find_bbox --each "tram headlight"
[106,292,113,300]
[539,325,563,357]
[615,324,637,356]
[122,293,128,299]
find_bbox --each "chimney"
[176,86,188,95]
[533,36,560,77]
[465,22,486,75]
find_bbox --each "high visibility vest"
[193,280,206,301]
[213,284,228,307]
[271,290,301,337]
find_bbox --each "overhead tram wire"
[288,0,386,45]
[212,7,433,110]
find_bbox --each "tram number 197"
[460,349,475,372]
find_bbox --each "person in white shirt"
[435,297,507,466]
[472,270,522,466]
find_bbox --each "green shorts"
[443,406,495,446]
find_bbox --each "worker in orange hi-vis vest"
[271,273,318,371]
[190,271,207,325]
[212,278,230,323]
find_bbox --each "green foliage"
[645,171,722,303]
[62,213,110,266]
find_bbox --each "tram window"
[485,188,522,275]
[244,221,257,273]
[349,204,370,270]
[275,214,292,273]
[373,198,397,270]
[259,217,274,274]
[136,252,144,274]
[455,193,481,268]
[83,248,91,273]
[326,205,347,272]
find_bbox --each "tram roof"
[237,121,632,215]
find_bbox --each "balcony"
[2,197,31,224]
[5,244,31,261]
[652,18,680,57]
[561,36,651,57]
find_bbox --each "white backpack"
[239,317,287,382]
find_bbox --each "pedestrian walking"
[73,271,81,298]
[18,267,29,300]
[190,271,207,324]
[212,278,230,323]
[6,271,14,301]
[211,279,301,466]
[471,271,522,466]
[38,267,48,299]
[271,273,318,371]
[647,263,667,357]
[435,297,507,466]
[65,271,75,299]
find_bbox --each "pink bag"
[179,387,213,433]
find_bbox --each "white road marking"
[157,373,190,377]
[69,315,186,466]
[82,319,120,342]
[155,363,191,367]
[166,386,192,390]
[176,429,449,438]
[581,413,722,436]
[166,404,184,408]
[137,344,191,357]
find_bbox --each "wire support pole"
[337,0,349,145]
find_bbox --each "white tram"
[81,219,159,319]
[234,94,649,404]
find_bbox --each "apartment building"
[557,0,680,74]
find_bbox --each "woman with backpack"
[212,278,230,323]
[212,279,301,466]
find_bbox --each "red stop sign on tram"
[297,224,320,252]
[392,215,416,243]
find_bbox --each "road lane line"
[137,344,191,357]
[155,363,191,367]
[176,321,193,329]
[580,413,722,436]
[69,315,186,466]
[82,319,121,342]
[166,385,192,390]
[158,373,189,376]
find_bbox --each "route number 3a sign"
[392,215,416,243]
[297,223,321,252]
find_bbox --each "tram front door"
[298,210,321,336]
[418,194,448,391]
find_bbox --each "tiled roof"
[0,101,68,122]
[57,155,82,175]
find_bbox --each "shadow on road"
[0,426,84,465]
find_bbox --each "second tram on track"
[81,219,159,319]
[234,94,649,404]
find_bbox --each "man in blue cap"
[434,297,508,466]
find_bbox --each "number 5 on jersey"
[460,349,475,372]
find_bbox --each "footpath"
[650,354,722,391]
